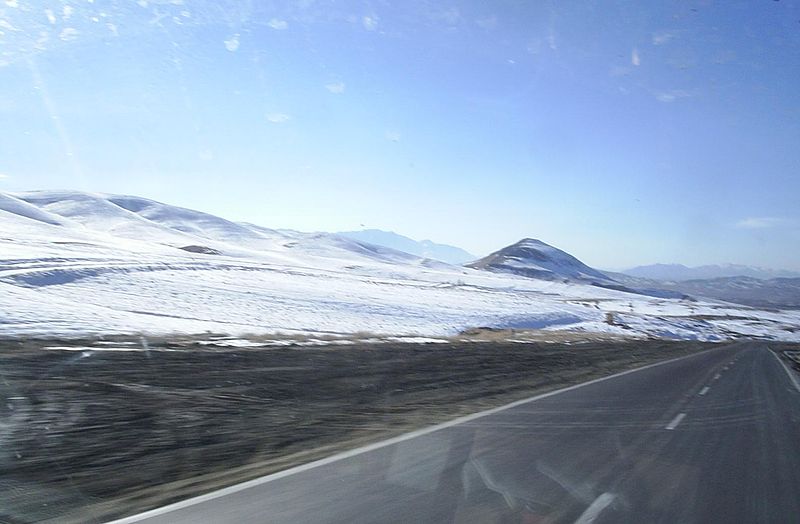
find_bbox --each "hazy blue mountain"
[337,229,476,264]
[608,271,800,310]
[623,263,800,281]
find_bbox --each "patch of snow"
[43,346,178,352]
[1,190,799,342]
[197,339,269,348]
[383,337,449,344]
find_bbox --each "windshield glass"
[1,2,799,523]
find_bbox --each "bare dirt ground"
[1,336,775,523]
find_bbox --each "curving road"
[110,342,800,524]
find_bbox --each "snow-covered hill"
[337,229,476,264]
[2,191,799,341]
[467,238,612,283]
[4,191,423,267]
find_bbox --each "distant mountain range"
[465,238,687,300]
[461,237,800,309]
[5,189,797,313]
[337,229,476,265]
[611,264,800,309]
[608,272,800,310]
[622,263,800,281]
[2,190,799,340]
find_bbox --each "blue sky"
[1,0,799,270]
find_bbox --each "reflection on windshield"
[2,1,800,523]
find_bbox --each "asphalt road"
[111,342,800,524]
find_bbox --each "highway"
[111,342,800,524]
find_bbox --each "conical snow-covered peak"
[467,237,611,283]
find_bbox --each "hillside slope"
[467,238,611,283]
[2,191,799,341]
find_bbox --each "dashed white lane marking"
[699,386,710,396]
[770,350,800,392]
[713,373,721,380]
[666,412,687,430]
[574,492,617,524]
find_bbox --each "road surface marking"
[699,386,710,396]
[770,350,800,392]
[574,492,616,524]
[713,373,721,380]
[666,413,686,430]
[107,348,723,524]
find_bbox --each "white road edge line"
[770,349,800,393]
[665,412,686,430]
[106,348,720,524]
[574,492,616,524]
[699,386,710,396]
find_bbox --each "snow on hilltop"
[2,190,421,266]
[1,190,799,341]
[0,193,72,226]
[467,238,611,283]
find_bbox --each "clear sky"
[1,1,799,270]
